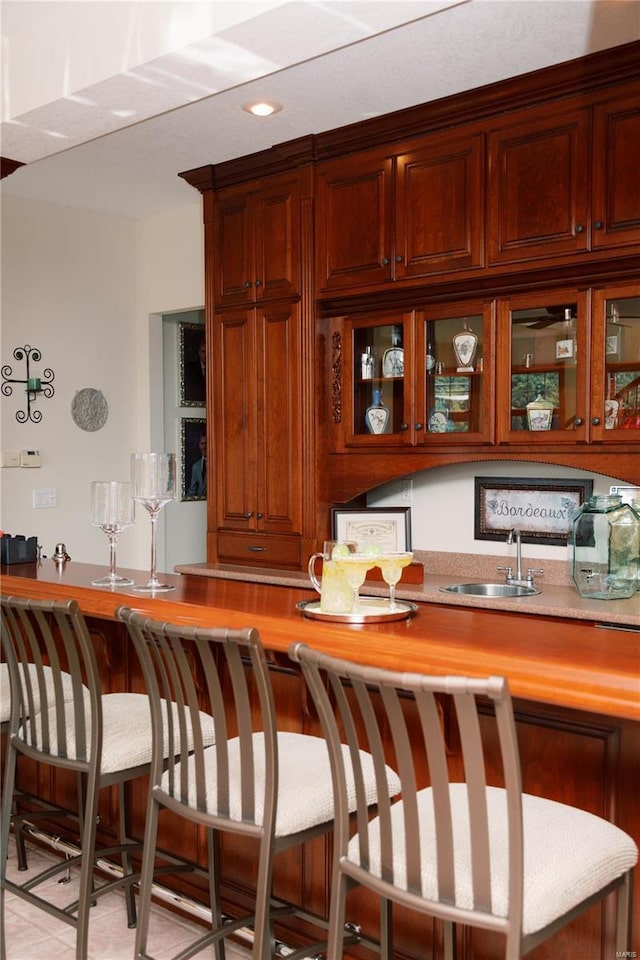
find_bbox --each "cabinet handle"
[574,417,584,427]
[248,545,267,552]
[415,423,423,431]
[256,512,263,519]
[593,220,603,230]
[575,223,584,233]
[381,257,390,266]
[245,511,253,518]
[243,280,251,288]
[400,422,408,431]
[395,255,403,263]
[591,417,601,426]
[255,279,262,287]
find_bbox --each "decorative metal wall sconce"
[1,345,55,423]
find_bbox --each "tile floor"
[3,837,252,960]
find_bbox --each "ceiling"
[1,0,639,220]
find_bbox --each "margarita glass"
[378,552,414,611]
[335,549,381,613]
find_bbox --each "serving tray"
[296,597,418,624]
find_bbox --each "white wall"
[368,460,624,563]
[1,193,203,572]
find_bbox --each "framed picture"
[181,417,207,501]
[555,338,574,360]
[179,322,206,406]
[331,506,411,552]
[474,476,593,546]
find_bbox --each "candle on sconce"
[27,378,41,391]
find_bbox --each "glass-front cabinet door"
[345,311,413,446]
[497,289,589,443]
[342,301,493,447]
[417,300,493,443]
[591,282,640,440]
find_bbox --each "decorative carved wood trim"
[1,157,25,179]
[331,331,342,423]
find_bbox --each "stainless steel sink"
[439,582,540,598]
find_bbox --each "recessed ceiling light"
[242,101,282,117]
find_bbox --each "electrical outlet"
[401,478,413,502]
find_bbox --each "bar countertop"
[2,559,639,722]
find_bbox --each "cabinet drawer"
[217,532,301,568]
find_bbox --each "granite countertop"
[175,550,640,629]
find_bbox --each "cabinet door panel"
[397,133,484,278]
[256,303,302,533]
[488,107,590,264]
[592,93,640,249]
[214,190,254,306]
[215,310,256,528]
[254,178,301,300]
[316,151,393,291]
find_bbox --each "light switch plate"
[33,488,57,509]
[1,452,21,467]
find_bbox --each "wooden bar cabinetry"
[2,565,638,960]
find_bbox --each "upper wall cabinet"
[487,103,590,265]
[487,89,640,267]
[591,91,640,252]
[213,173,302,308]
[315,130,484,294]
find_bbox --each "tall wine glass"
[131,452,177,592]
[378,552,413,611]
[90,481,135,587]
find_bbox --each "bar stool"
[290,643,638,960]
[118,606,401,960]
[1,643,76,870]
[0,594,215,960]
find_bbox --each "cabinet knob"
[381,257,390,266]
[256,512,263,519]
[415,423,423,431]
[593,220,603,230]
[575,223,584,233]
[395,255,403,263]
[591,417,601,426]
[243,281,251,288]
[574,417,584,427]
[255,279,262,287]
[245,511,253,518]
[400,422,408,431]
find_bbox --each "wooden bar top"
[2,560,639,722]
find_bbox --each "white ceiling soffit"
[1,0,639,220]
[1,0,465,159]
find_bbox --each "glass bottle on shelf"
[365,388,390,434]
[382,327,404,378]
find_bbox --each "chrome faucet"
[497,528,544,587]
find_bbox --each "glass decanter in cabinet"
[591,283,640,439]
[419,302,493,444]
[497,290,589,444]
[344,313,412,446]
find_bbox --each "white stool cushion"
[351,783,638,935]
[21,693,216,774]
[0,663,75,723]
[162,731,401,838]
